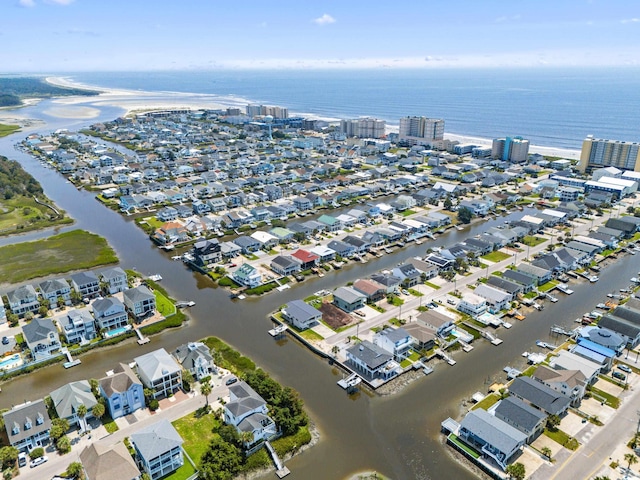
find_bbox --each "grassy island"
[0,123,20,138]
[0,229,118,283]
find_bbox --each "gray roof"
[586,327,625,349]
[346,340,392,369]
[238,412,271,433]
[70,270,99,286]
[123,285,154,303]
[226,381,267,418]
[3,400,51,445]
[22,317,57,344]
[460,409,526,456]
[50,380,98,419]
[100,267,126,280]
[38,278,69,295]
[502,269,536,286]
[271,255,301,269]
[283,300,321,322]
[509,376,571,416]
[333,286,365,304]
[131,419,183,461]
[494,396,547,434]
[486,276,521,294]
[474,284,511,302]
[135,348,181,380]
[172,342,213,369]
[92,296,125,316]
[376,326,411,344]
[7,284,37,303]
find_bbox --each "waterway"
[1,98,639,479]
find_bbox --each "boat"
[148,274,162,282]
[456,226,464,231]
[596,303,608,309]
[589,275,599,283]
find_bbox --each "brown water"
[1,102,638,479]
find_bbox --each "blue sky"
[2,0,640,71]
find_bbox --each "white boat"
[589,276,599,283]
[148,274,162,282]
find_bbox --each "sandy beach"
[43,76,581,160]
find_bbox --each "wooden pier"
[265,440,290,478]
[135,328,150,345]
[61,348,81,369]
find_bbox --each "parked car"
[18,453,26,468]
[1,337,8,345]
[29,456,48,468]
[401,289,410,295]
[225,376,238,386]
[617,364,632,373]
[613,371,627,381]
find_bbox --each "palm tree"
[625,452,638,471]
[201,382,212,408]
[65,461,84,480]
[541,446,552,461]
[91,402,105,421]
[76,404,88,433]
[239,431,254,448]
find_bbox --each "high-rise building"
[246,104,288,119]
[339,117,386,139]
[492,136,530,163]
[579,136,640,173]
[398,116,445,146]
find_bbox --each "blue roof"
[577,338,616,358]
[572,345,607,364]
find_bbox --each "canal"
[1,98,638,479]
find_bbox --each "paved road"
[18,378,231,480]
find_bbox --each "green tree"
[625,452,638,470]
[65,461,84,480]
[443,196,453,211]
[201,381,212,408]
[56,435,71,454]
[57,296,66,309]
[546,414,561,431]
[50,418,70,440]
[6,313,18,327]
[76,404,87,432]
[505,462,525,480]
[541,446,552,460]
[29,447,44,459]
[3,468,12,480]
[0,446,18,470]
[199,436,243,480]
[24,311,34,321]
[457,206,473,224]
[91,402,105,420]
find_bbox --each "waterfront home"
[494,396,547,444]
[92,297,129,332]
[224,381,277,447]
[80,442,141,480]
[3,400,51,452]
[333,286,366,313]
[152,222,189,246]
[291,249,320,270]
[318,214,341,232]
[405,258,439,280]
[370,273,403,294]
[233,235,261,254]
[579,326,626,355]
[549,350,601,385]
[270,255,302,277]
[70,271,101,299]
[532,365,587,407]
[373,327,414,360]
[486,276,523,297]
[38,278,72,308]
[392,263,421,288]
[424,252,453,271]
[250,231,279,250]
[508,376,571,417]
[220,241,242,259]
[345,340,400,381]
[310,245,336,263]
[353,279,386,302]
[457,292,487,317]
[417,310,455,338]
[458,408,527,471]
[49,380,98,429]
[327,240,356,259]
[571,338,615,371]
[269,226,295,243]
[131,420,184,480]
[501,270,537,293]
[123,285,156,320]
[134,348,183,399]
[192,239,222,266]
[157,206,178,222]
[473,284,511,314]
[99,363,145,419]
[232,264,262,288]
[99,267,128,294]
[403,323,437,350]
[173,342,216,381]
[23,317,61,360]
[281,300,322,330]
[58,308,97,344]
[516,263,553,285]
[5,284,40,317]
[342,235,372,255]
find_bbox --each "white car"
[29,456,48,468]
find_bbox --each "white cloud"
[621,18,639,24]
[44,0,75,5]
[313,14,336,26]
[18,0,36,7]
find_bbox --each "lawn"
[471,393,500,411]
[173,411,220,464]
[523,235,547,247]
[154,289,176,317]
[387,294,404,307]
[400,209,417,217]
[538,280,559,293]
[164,462,197,480]
[448,434,481,459]
[589,385,621,408]
[0,123,20,138]
[544,428,579,450]
[400,359,412,368]
[0,229,118,283]
[0,195,72,236]
[102,414,119,434]
[424,281,441,290]
[481,251,511,262]
[408,288,423,297]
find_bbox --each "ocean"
[68,67,640,150]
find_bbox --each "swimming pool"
[0,353,23,371]
[104,326,131,338]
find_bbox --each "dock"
[268,324,288,338]
[536,340,556,350]
[459,340,474,352]
[556,283,574,295]
[265,440,290,478]
[135,328,150,345]
[503,366,521,379]
[337,372,362,391]
[435,349,457,366]
[61,348,81,369]
[479,330,503,346]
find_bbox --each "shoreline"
[44,75,581,160]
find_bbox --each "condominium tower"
[398,116,445,146]
[339,117,386,139]
[579,136,640,173]
[492,136,530,163]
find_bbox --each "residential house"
[501,270,537,293]
[549,350,601,385]
[370,273,403,294]
[571,338,615,371]
[233,236,262,254]
[494,396,547,444]
[38,278,72,308]
[342,235,371,254]
[92,297,129,333]
[532,365,587,407]
[457,292,487,317]
[3,400,51,452]
[224,381,277,447]
[70,271,101,299]
[250,231,279,250]
[392,263,421,288]
[269,227,295,243]
[131,420,184,480]
[232,264,262,288]
[58,308,97,344]
[508,376,571,416]
[99,363,145,419]
[353,279,386,302]
[291,249,320,270]
[80,442,141,480]
[516,263,553,285]
[403,323,437,351]
[6,284,40,317]
[310,245,336,263]
[486,276,523,297]
[405,257,439,280]
[123,285,156,320]
[580,326,626,355]
[135,348,182,399]
[345,340,400,381]
[99,267,128,294]
[417,310,455,338]
[473,284,511,313]
[270,255,302,276]
[49,380,98,428]
[333,286,366,313]
[327,240,356,258]
[173,342,216,381]
[281,300,322,330]
[458,409,527,470]
[373,327,414,360]
[192,239,222,266]
[23,317,61,360]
